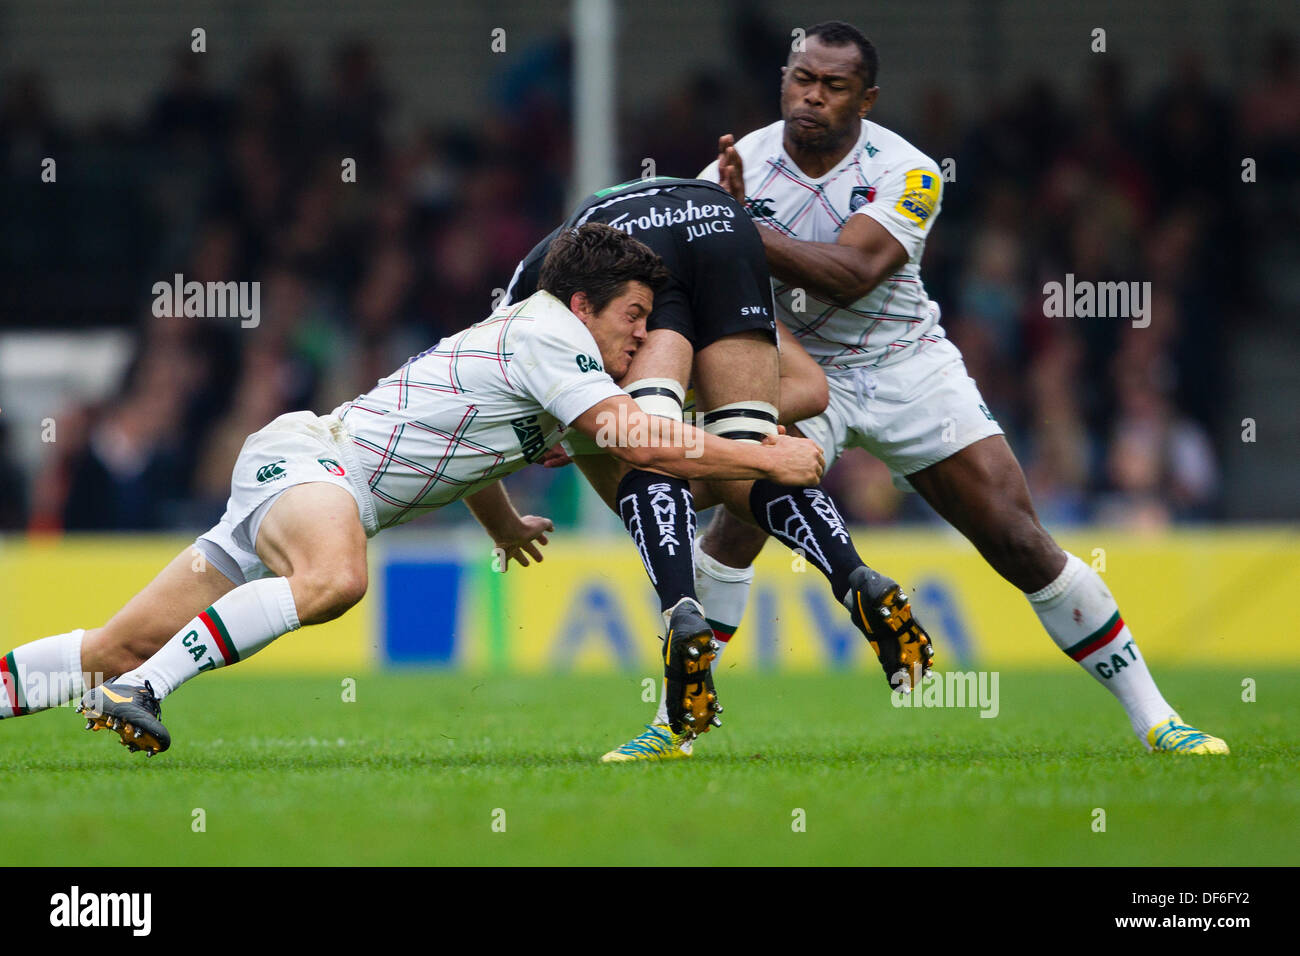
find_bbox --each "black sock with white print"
[617,469,698,612]
[749,481,864,601]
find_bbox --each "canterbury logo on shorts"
[255,459,287,483]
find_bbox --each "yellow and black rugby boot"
[662,598,722,739]
[78,680,170,756]
[845,566,935,693]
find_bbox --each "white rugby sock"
[1027,552,1173,742]
[121,578,300,699]
[0,629,86,717]
[653,541,755,726]
[693,539,755,659]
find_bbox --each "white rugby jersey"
[333,290,622,529]
[700,119,945,369]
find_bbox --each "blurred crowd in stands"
[1,25,1297,534]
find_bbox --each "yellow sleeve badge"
[895,168,940,227]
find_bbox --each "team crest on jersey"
[896,169,940,226]
[317,457,345,476]
[849,185,876,211]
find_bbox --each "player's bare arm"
[537,323,826,470]
[760,213,909,307]
[463,481,554,569]
[569,394,823,485]
[718,134,907,306]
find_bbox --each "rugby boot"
[845,566,935,693]
[1146,713,1229,754]
[78,680,170,756]
[662,598,722,739]
[600,723,694,763]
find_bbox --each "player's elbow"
[834,253,905,306]
[833,273,882,306]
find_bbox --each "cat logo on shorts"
[318,457,346,477]
[255,459,287,483]
[895,169,940,227]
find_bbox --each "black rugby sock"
[617,470,698,612]
[748,480,864,600]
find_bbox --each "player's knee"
[322,564,368,621]
[701,401,779,444]
[626,377,685,421]
[292,561,368,624]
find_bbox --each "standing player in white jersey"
[668,20,1225,755]
[0,225,825,755]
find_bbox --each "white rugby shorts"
[796,338,1004,491]
[195,411,379,584]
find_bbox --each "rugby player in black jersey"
[505,177,934,760]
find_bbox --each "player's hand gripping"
[762,432,824,486]
[717,134,746,203]
[492,515,554,570]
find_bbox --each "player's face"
[780,38,878,155]
[582,281,652,380]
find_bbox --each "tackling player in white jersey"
[619,19,1225,755]
[0,225,825,755]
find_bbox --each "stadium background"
[1,0,1298,674]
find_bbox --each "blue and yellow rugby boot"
[600,723,693,763]
[1147,713,1229,754]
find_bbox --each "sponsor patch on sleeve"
[895,168,940,226]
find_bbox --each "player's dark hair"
[804,20,879,89]
[538,223,669,314]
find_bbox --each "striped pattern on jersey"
[336,302,539,529]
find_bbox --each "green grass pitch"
[1,669,1295,865]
